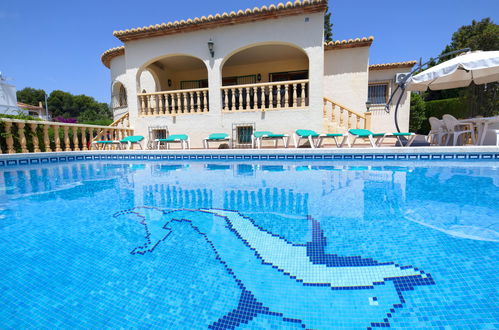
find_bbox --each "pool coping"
[1,146,498,167]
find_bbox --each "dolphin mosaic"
[113,207,435,329]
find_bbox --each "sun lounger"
[316,133,350,148]
[252,131,289,149]
[92,140,120,150]
[156,134,190,150]
[120,136,144,150]
[203,133,231,149]
[348,129,416,147]
[293,129,320,148]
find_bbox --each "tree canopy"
[421,18,498,117]
[16,88,112,123]
[324,6,333,42]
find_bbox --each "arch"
[221,41,309,68]
[221,42,309,85]
[111,81,128,108]
[136,53,209,92]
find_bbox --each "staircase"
[92,112,131,144]
[323,97,371,133]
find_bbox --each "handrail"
[323,97,371,131]
[323,97,366,119]
[110,112,130,127]
[137,87,208,96]
[0,118,116,129]
[220,79,309,90]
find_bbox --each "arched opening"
[137,55,209,115]
[112,82,127,108]
[221,43,309,111]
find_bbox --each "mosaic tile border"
[0,152,498,167]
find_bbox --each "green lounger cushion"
[391,132,414,136]
[296,129,319,137]
[120,136,144,143]
[254,131,286,138]
[349,129,385,137]
[207,133,229,140]
[323,133,345,137]
[158,134,189,142]
[95,141,115,144]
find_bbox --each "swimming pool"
[0,158,498,328]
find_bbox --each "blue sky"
[1,0,497,103]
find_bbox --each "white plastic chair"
[442,114,476,146]
[428,117,449,146]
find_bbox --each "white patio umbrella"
[406,50,499,91]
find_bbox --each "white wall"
[111,12,324,148]
[323,47,370,114]
[368,68,412,132]
[110,56,128,121]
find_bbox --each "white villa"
[101,0,416,148]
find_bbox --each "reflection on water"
[1,161,498,241]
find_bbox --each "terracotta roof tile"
[324,36,374,50]
[369,61,417,70]
[101,46,125,68]
[113,0,327,42]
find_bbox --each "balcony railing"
[138,88,209,116]
[0,118,133,154]
[221,79,309,113]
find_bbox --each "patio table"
[459,116,499,145]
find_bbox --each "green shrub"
[409,93,426,133]
[419,98,468,134]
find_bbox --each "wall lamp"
[207,39,215,58]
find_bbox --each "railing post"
[292,84,297,108]
[365,112,372,130]
[189,92,195,113]
[238,88,243,111]
[339,107,344,127]
[140,96,146,116]
[284,85,289,108]
[300,83,306,107]
[4,121,15,154]
[231,88,236,111]
[165,95,170,114]
[323,98,327,118]
[203,91,208,112]
[63,126,71,151]
[154,95,160,116]
[276,85,282,109]
[53,124,62,152]
[196,92,201,113]
[269,86,274,109]
[331,103,336,122]
[30,123,41,153]
[183,92,188,113]
[159,95,164,115]
[253,87,258,110]
[223,90,228,111]
[43,124,52,152]
[72,126,80,151]
[16,122,29,153]
[81,127,88,151]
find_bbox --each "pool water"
[0,161,498,329]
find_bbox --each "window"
[269,70,308,82]
[222,75,256,86]
[28,111,39,117]
[368,83,389,105]
[180,79,208,89]
[118,85,127,107]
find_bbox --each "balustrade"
[0,118,133,154]
[322,97,371,131]
[221,79,309,112]
[138,88,209,116]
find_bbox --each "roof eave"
[114,1,327,42]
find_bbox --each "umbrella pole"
[386,48,471,133]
